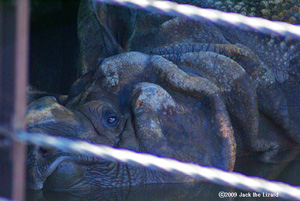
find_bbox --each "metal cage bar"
[0,0,30,200]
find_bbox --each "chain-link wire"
[97,0,300,38]
[16,131,300,200]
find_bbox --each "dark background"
[30,0,81,94]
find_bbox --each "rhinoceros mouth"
[27,145,89,191]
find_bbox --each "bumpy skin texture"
[26,0,300,191]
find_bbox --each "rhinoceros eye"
[103,112,119,127]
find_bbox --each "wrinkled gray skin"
[26,0,300,191]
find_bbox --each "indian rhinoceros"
[25,0,300,191]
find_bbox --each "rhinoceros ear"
[27,87,68,106]
[78,0,137,74]
[66,69,95,103]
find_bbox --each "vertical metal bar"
[12,0,30,200]
[0,0,29,200]
[0,1,16,198]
